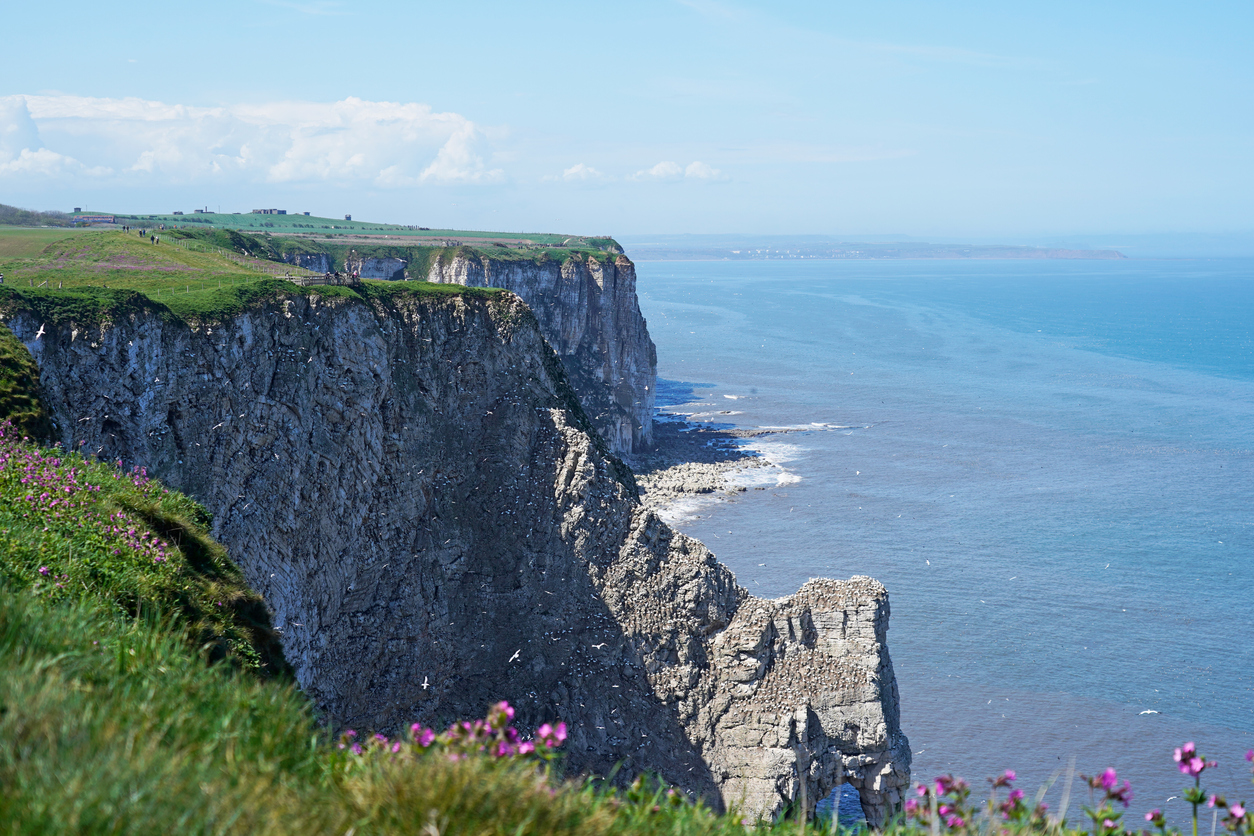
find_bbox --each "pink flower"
[945,814,965,828]
[1103,819,1116,829]
[1246,750,1253,763]
[1099,768,1118,791]
[1004,770,1016,782]
[518,741,535,755]
[1146,810,1160,822]
[38,566,49,576]
[419,728,435,747]
[1230,804,1246,818]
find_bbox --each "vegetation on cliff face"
[0,324,54,441]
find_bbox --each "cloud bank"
[0,94,503,187]
[633,160,728,182]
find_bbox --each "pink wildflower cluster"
[1081,767,1134,836]
[905,773,973,830]
[1199,750,1254,836]
[0,423,174,580]
[1175,742,1217,778]
[337,701,567,766]
[902,743,1253,836]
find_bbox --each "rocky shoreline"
[623,418,797,512]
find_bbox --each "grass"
[0,226,95,258]
[112,210,618,248]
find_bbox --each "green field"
[0,227,289,302]
[0,226,95,258]
[113,210,619,250]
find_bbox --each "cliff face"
[282,252,333,273]
[279,253,406,281]
[6,290,907,824]
[426,254,656,455]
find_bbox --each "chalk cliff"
[426,253,656,455]
[280,253,406,281]
[5,287,907,824]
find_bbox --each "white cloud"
[0,147,110,177]
[562,163,607,182]
[634,161,684,181]
[0,96,43,162]
[684,160,727,181]
[0,94,503,187]
[633,160,727,182]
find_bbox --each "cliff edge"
[425,251,656,455]
[4,284,907,823]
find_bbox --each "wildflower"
[1100,768,1118,791]
[38,566,49,576]
[945,814,965,828]
[1231,803,1246,818]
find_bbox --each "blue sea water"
[633,258,1254,823]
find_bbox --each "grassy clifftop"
[0,227,616,328]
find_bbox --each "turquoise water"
[634,258,1254,821]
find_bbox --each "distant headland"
[617,233,1126,260]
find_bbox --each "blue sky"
[1,0,1251,238]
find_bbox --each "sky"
[1,0,1251,239]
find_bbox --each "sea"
[632,257,1254,826]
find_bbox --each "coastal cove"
[633,257,1254,823]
